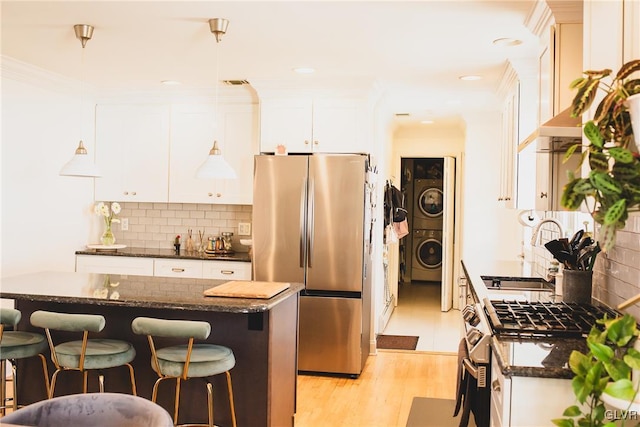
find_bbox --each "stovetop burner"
[484,299,620,338]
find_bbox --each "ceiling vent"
[395,113,410,117]
[223,79,250,86]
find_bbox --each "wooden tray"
[204,281,290,299]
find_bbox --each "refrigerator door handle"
[307,178,315,268]
[299,177,308,268]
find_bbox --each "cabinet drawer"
[76,255,154,276]
[202,261,251,280]
[154,259,203,279]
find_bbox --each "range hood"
[520,107,582,152]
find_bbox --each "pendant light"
[60,24,101,177]
[195,18,237,180]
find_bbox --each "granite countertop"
[76,247,251,263]
[462,258,581,379]
[0,271,302,313]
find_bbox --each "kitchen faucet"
[530,218,565,246]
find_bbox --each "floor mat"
[376,334,419,350]
[406,397,476,427]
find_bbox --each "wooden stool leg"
[37,354,51,397]
[10,362,18,411]
[226,371,237,427]
[126,363,137,396]
[174,377,181,425]
[206,382,214,427]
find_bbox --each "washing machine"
[413,179,443,230]
[411,229,443,282]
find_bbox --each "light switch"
[238,222,251,236]
[121,218,129,231]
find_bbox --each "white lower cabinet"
[202,260,251,280]
[490,354,575,426]
[75,255,251,280]
[75,255,154,276]
[154,259,203,278]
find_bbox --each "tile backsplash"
[111,202,252,252]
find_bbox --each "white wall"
[461,112,522,263]
[1,69,97,278]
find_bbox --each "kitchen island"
[0,271,302,427]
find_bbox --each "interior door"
[441,156,456,311]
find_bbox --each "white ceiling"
[1,0,543,125]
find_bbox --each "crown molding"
[1,55,83,94]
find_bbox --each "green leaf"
[551,418,575,427]
[623,346,640,370]
[572,79,601,117]
[588,341,614,362]
[604,378,637,401]
[604,358,631,381]
[583,120,604,148]
[607,147,635,164]
[572,375,589,404]
[615,59,640,81]
[569,351,592,376]
[606,315,638,346]
[563,405,583,417]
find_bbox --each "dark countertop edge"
[490,337,574,380]
[76,248,251,263]
[1,282,304,314]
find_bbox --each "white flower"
[93,288,109,299]
[109,291,120,300]
[111,202,121,215]
[109,281,120,288]
[95,202,106,216]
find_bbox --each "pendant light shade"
[196,18,237,180]
[60,24,100,178]
[196,141,237,179]
[59,140,102,177]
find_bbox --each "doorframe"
[391,152,464,312]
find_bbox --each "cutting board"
[203,281,290,299]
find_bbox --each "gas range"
[483,299,620,339]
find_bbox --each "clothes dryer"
[413,179,443,230]
[411,229,443,282]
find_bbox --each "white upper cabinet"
[95,104,171,202]
[259,97,366,154]
[169,103,258,204]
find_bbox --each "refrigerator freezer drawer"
[298,295,362,376]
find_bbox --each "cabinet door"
[95,104,170,202]
[312,98,366,153]
[202,260,251,280]
[259,98,313,153]
[169,103,258,204]
[75,254,154,276]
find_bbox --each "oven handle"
[462,358,478,379]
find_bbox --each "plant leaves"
[615,59,640,81]
[572,79,600,117]
[599,223,618,252]
[551,418,575,427]
[608,147,635,164]
[563,406,583,417]
[604,358,631,381]
[604,379,637,401]
[583,120,604,148]
[594,91,618,123]
[588,342,614,363]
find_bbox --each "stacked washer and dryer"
[411,179,444,282]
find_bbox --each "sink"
[481,276,554,291]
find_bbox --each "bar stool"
[0,308,50,414]
[30,310,137,398]
[131,317,237,427]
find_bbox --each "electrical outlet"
[238,222,251,236]
[121,218,129,231]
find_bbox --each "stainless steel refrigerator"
[252,154,372,376]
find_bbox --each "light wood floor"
[295,350,459,427]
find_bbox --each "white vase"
[626,93,640,150]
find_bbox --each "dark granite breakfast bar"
[1,271,302,427]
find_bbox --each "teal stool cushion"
[0,331,48,360]
[154,343,235,378]
[55,339,136,370]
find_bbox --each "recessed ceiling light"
[459,75,482,81]
[492,37,523,47]
[161,80,182,85]
[293,67,315,74]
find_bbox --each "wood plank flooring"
[295,350,459,427]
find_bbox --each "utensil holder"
[562,270,593,304]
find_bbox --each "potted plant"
[553,314,640,427]
[561,59,640,252]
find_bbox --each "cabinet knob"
[216,193,222,198]
[505,197,511,201]
[208,192,213,197]
[498,197,504,201]
[492,379,501,392]
[304,140,310,145]
[171,268,185,273]
[131,191,136,196]
[540,192,548,199]
[221,270,234,275]
[124,191,128,195]
[313,140,319,145]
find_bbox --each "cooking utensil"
[569,229,584,253]
[544,240,566,258]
